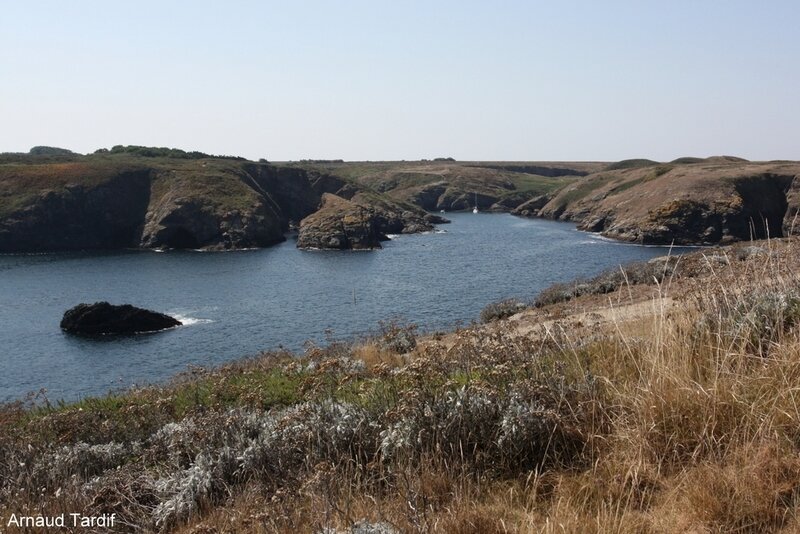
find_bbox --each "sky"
[1,1,798,161]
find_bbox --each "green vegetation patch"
[605,158,660,171]
[149,162,264,212]
[97,145,242,160]
[0,161,146,218]
[554,173,618,206]
[506,173,576,194]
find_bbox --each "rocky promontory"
[60,302,182,335]
[531,159,800,245]
[0,148,447,253]
[297,194,386,249]
[297,193,445,250]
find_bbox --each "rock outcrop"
[138,168,287,251]
[0,156,442,252]
[60,302,182,335]
[529,160,800,245]
[510,194,552,217]
[0,168,152,252]
[5,152,798,250]
[297,194,387,250]
[297,193,445,250]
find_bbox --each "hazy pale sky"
[2,1,798,161]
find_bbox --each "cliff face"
[5,154,798,252]
[532,160,800,245]
[138,165,288,250]
[285,161,587,215]
[0,159,300,252]
[297,193,445,250]
[0,155,451,253]
[297,194,387,250]
[0,167,152,252]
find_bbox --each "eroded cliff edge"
[0,152,447,252]
[3,151,799,251]
[521,159,800,245]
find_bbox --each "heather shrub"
[534,256,678,307]
[378,320,417,354]
[700,285,800,356]
[480,298,527,322]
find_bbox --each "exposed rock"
[297,194,387,250]
[489,191,537,212]
[60,302,181,335]
[434,188,498,211]
[511,194,552,217]
[424,212,448,225]
[243,164,326,223]
[537,161,799,245]
[5,155,798,251]
[404,182,448,210]
[0,168,152,252]
[140,195,284,250]
[0,156,453,253]
[297,193,444,250]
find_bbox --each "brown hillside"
[536,159,800,244]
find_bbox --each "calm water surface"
[0,213,689,402]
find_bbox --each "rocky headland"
[531,158,800,245]
[296,193,443,250]
[2,148,799,250]
[290,157,800,245]
[0,147,448,252]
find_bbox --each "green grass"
[6,361,307,447]
[506,173,577,194]
[0,160,147,217]
[605,158,660,170]
[555,173,618,206]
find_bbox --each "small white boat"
[472,192,479,214]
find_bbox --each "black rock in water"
[60,302,182,335]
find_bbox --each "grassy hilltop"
[4,237,800,532]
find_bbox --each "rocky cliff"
[297,194,387,250]
[531,159,800,245]
[0,153,448,252]
[4,152,799,251]
[296,193,446,250]
[0,164,153,252]
[285,160,589,214]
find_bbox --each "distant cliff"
[2,150,798,251]
[530,158,800,245]
[0,150,446,252]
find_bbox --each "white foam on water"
[171,314,214,326]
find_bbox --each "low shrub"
[534,256,679,307]
[480,298,527,322]
[700,285,800,356]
